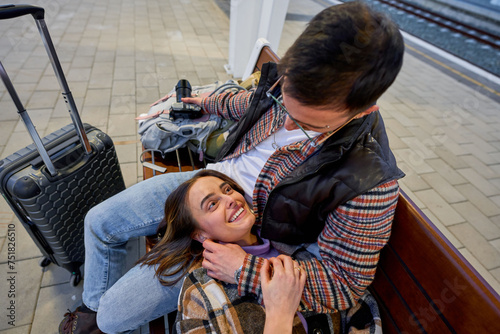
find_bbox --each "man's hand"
[202,239,247,283]
[182,93,210,107]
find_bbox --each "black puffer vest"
[216,63,404,245]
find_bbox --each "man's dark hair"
[278,1,404,115]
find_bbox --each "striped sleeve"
[201,89,254,120]
[238,179,400,312]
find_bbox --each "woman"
[139,169,308,333]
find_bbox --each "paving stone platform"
[0,0,499,332]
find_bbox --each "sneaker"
[59,306,103,334]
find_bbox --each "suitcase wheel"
[70,271,82,287]
[39,257,51,268]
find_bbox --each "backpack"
[137,80,244,162]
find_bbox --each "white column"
[225,0,290,79]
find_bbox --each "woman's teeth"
[229,207,244,222]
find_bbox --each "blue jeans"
[82,170,199,333]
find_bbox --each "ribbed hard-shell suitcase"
[0,4,126,285]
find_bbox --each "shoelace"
[62,309,78,332]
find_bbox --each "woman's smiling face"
[188,176,257,246]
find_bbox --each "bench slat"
[371,266,417,334]
[375,244,453,332]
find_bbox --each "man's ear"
[193,232,207,243]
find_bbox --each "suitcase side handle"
[0,4,45,20]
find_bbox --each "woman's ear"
[193,232,207,243]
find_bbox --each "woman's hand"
[261,255,306,334]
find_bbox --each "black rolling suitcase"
[0,4,126,286]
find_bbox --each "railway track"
[377,0,500,49]
[342,0,500,76]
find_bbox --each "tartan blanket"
[174,267,382,334]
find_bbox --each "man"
[59,2,405,333]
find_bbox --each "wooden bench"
[371,191,500,333]
[141,45,500,333]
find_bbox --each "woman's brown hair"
[138,169,245,286]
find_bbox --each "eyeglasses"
[266,76,313,140]
[266,77,333,140]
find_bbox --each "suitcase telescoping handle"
[0,4,92,158]
[0,61,58,176]
[0,4,45,20]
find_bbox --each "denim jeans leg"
[96,262,186,334]
[82,170,199,312]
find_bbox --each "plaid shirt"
[202,90,400,313]
[175,267,382,334]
